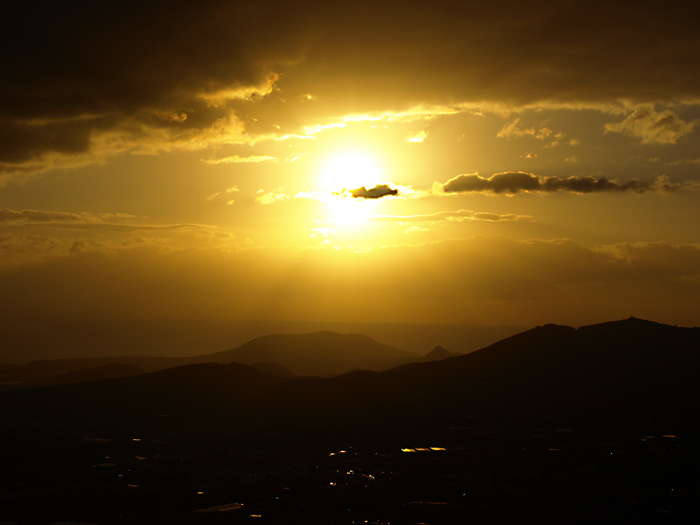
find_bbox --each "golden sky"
[2,0,700,327]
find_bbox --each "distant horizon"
[2,314,697,365]
[0,316,530,364]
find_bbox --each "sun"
[320,152,383,192]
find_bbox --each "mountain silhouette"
[1,361,288,430]
[15,362,145,389]
[251,361,296,378]
[251,318,700,438]
[3,331,419,387]
[3,317,699,524]
[1,355,191,384]
[2,318,699,438]
[195,331,419,376]
[420,345,458,361]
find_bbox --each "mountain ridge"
[3,317,698,438]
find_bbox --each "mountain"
[16,362,145,389]
[255,318,700,436]
[1,361,289,430]
[420,345,459,361]
[2,318,699,524]
[3,317,698,439]
[4,331,419,387]
[1,355,193,385]
[251,361,297,378]
[196,331,419,376]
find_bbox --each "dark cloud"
[2,1,700,177]
[443,172,541,194]
[440,172,688,194]
[350,185,398,199]
[0,121,93,164]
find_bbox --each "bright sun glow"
[320,152,383,191]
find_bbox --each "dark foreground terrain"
[2,318,699,524]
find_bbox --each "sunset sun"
[320,152,384,192]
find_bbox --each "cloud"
[30,223,213,233]
[604,106,696,144]
[406,130,428,143]
[439,172,700,195]
[3,1,700,180]
[370,209,532,223]
[496,118,558,142]
[0,209,88,223]
[97,212,137,219]
[294,182,431,203]
[255,188,289,204]
[0,207,215,232]
[294,190,332,202]
[202,155,277,164]
[310,227,335,238]
[664,158,700,166]
[442,172,541,194]
[350,185,399,199]
[206,187,239,202]
[649,175,700,193]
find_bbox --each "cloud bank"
[3,0,700,178]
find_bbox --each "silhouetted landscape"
[4,1,700,523]
[2,317,699,523]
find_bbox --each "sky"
[2,0,700,332]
